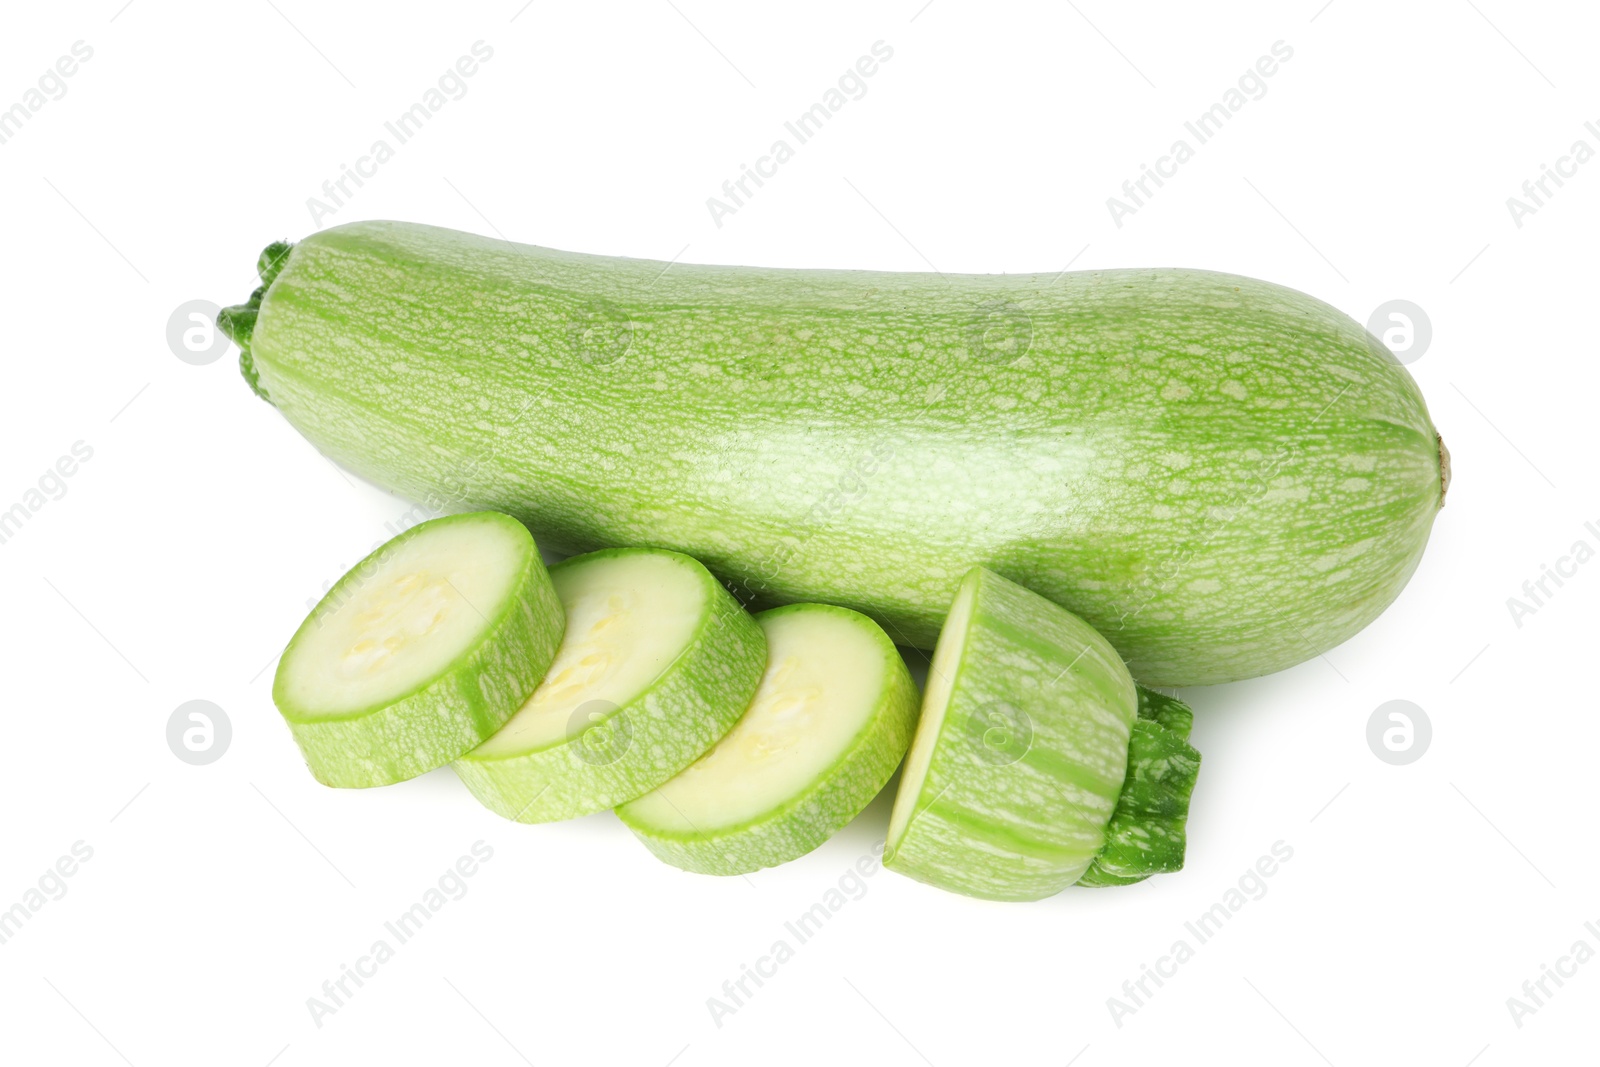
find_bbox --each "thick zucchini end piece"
[272,511,564,788]
[1077,686,1201,888]
[884,567,1138,902]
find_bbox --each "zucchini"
[617,603,919,875]
[223,221,1447,686]
[453,548,766,822]
[883,566,1196,901]
[273,511,563,788]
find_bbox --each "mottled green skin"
[452,549,767,823]
[244,221,1444,685]
[885,568,1137,902]
[274,512,564,789]
[1077,688,1201,887]
[617,604,919,876]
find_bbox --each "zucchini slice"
[884,567,1138,901]
[273,511,564,788]
[453,548,766,823]
[618,604,919,875]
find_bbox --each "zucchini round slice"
[273,511,564,788]
[618,604,919,875]
[453,548,766,823]
[884,567,1137,901]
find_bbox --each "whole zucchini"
[223,221,1446,686]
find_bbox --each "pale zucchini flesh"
[471,551,707,757]
[618,603,919,875]
[273,511,564,788]
[885,566,1139,901]
[453,548,766,823]
[223,221,1447,686]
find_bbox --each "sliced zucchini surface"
[273,511,563,788]
[618,604,918,875]
[884,566,1137,901]
[453,548,766,823]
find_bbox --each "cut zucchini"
[884,566,1138,901]
[618,604,919,875]
[453,548,766,822]
[273,511,564,788]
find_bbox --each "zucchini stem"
[219,241,294,404]
[1438,434,1451,507]
[1077,686,1201,887]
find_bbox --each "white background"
[0,1,1595,1064]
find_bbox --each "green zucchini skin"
[884,567,1138,901]
[274,512,565,789]
[237,221,1445,686]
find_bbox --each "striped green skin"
[617,604,919,876]
[885,567,1137,902]
[1076,688,1201,887]
[236,221,1445,686]
[274,512,564,789]
[452,549,767,823]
